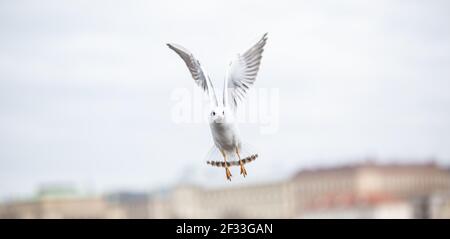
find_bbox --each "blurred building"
[106,192,150,219]
[1,161,450,219]
[0,197,125,219]
[146,162,450,219]
[428,191,450,219]
[0,185,125,219]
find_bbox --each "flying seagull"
[167,33,268,181]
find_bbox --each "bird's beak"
[215,116,225,123]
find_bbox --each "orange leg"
[236,148,247,177]
[221,149,232,181]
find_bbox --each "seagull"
[167,33,268,181]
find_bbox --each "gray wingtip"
[259,33,268,44]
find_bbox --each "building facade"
[146,162,450,219]
[1,162,450,219]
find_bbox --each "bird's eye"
[211,111,215,116]
[222,110,225,115]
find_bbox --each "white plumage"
[167,33,268,181]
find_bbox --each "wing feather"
[224,33,268,109]
[167,43,218,106]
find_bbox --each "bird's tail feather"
[207,154,258,168]
[204,142,258,168]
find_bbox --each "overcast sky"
[1,0,450,200]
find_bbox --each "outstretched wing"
[224,33,268,109]
[167,43,218,106]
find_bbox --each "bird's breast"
[209,122,240,151]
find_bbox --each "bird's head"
[209,106,231,124]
